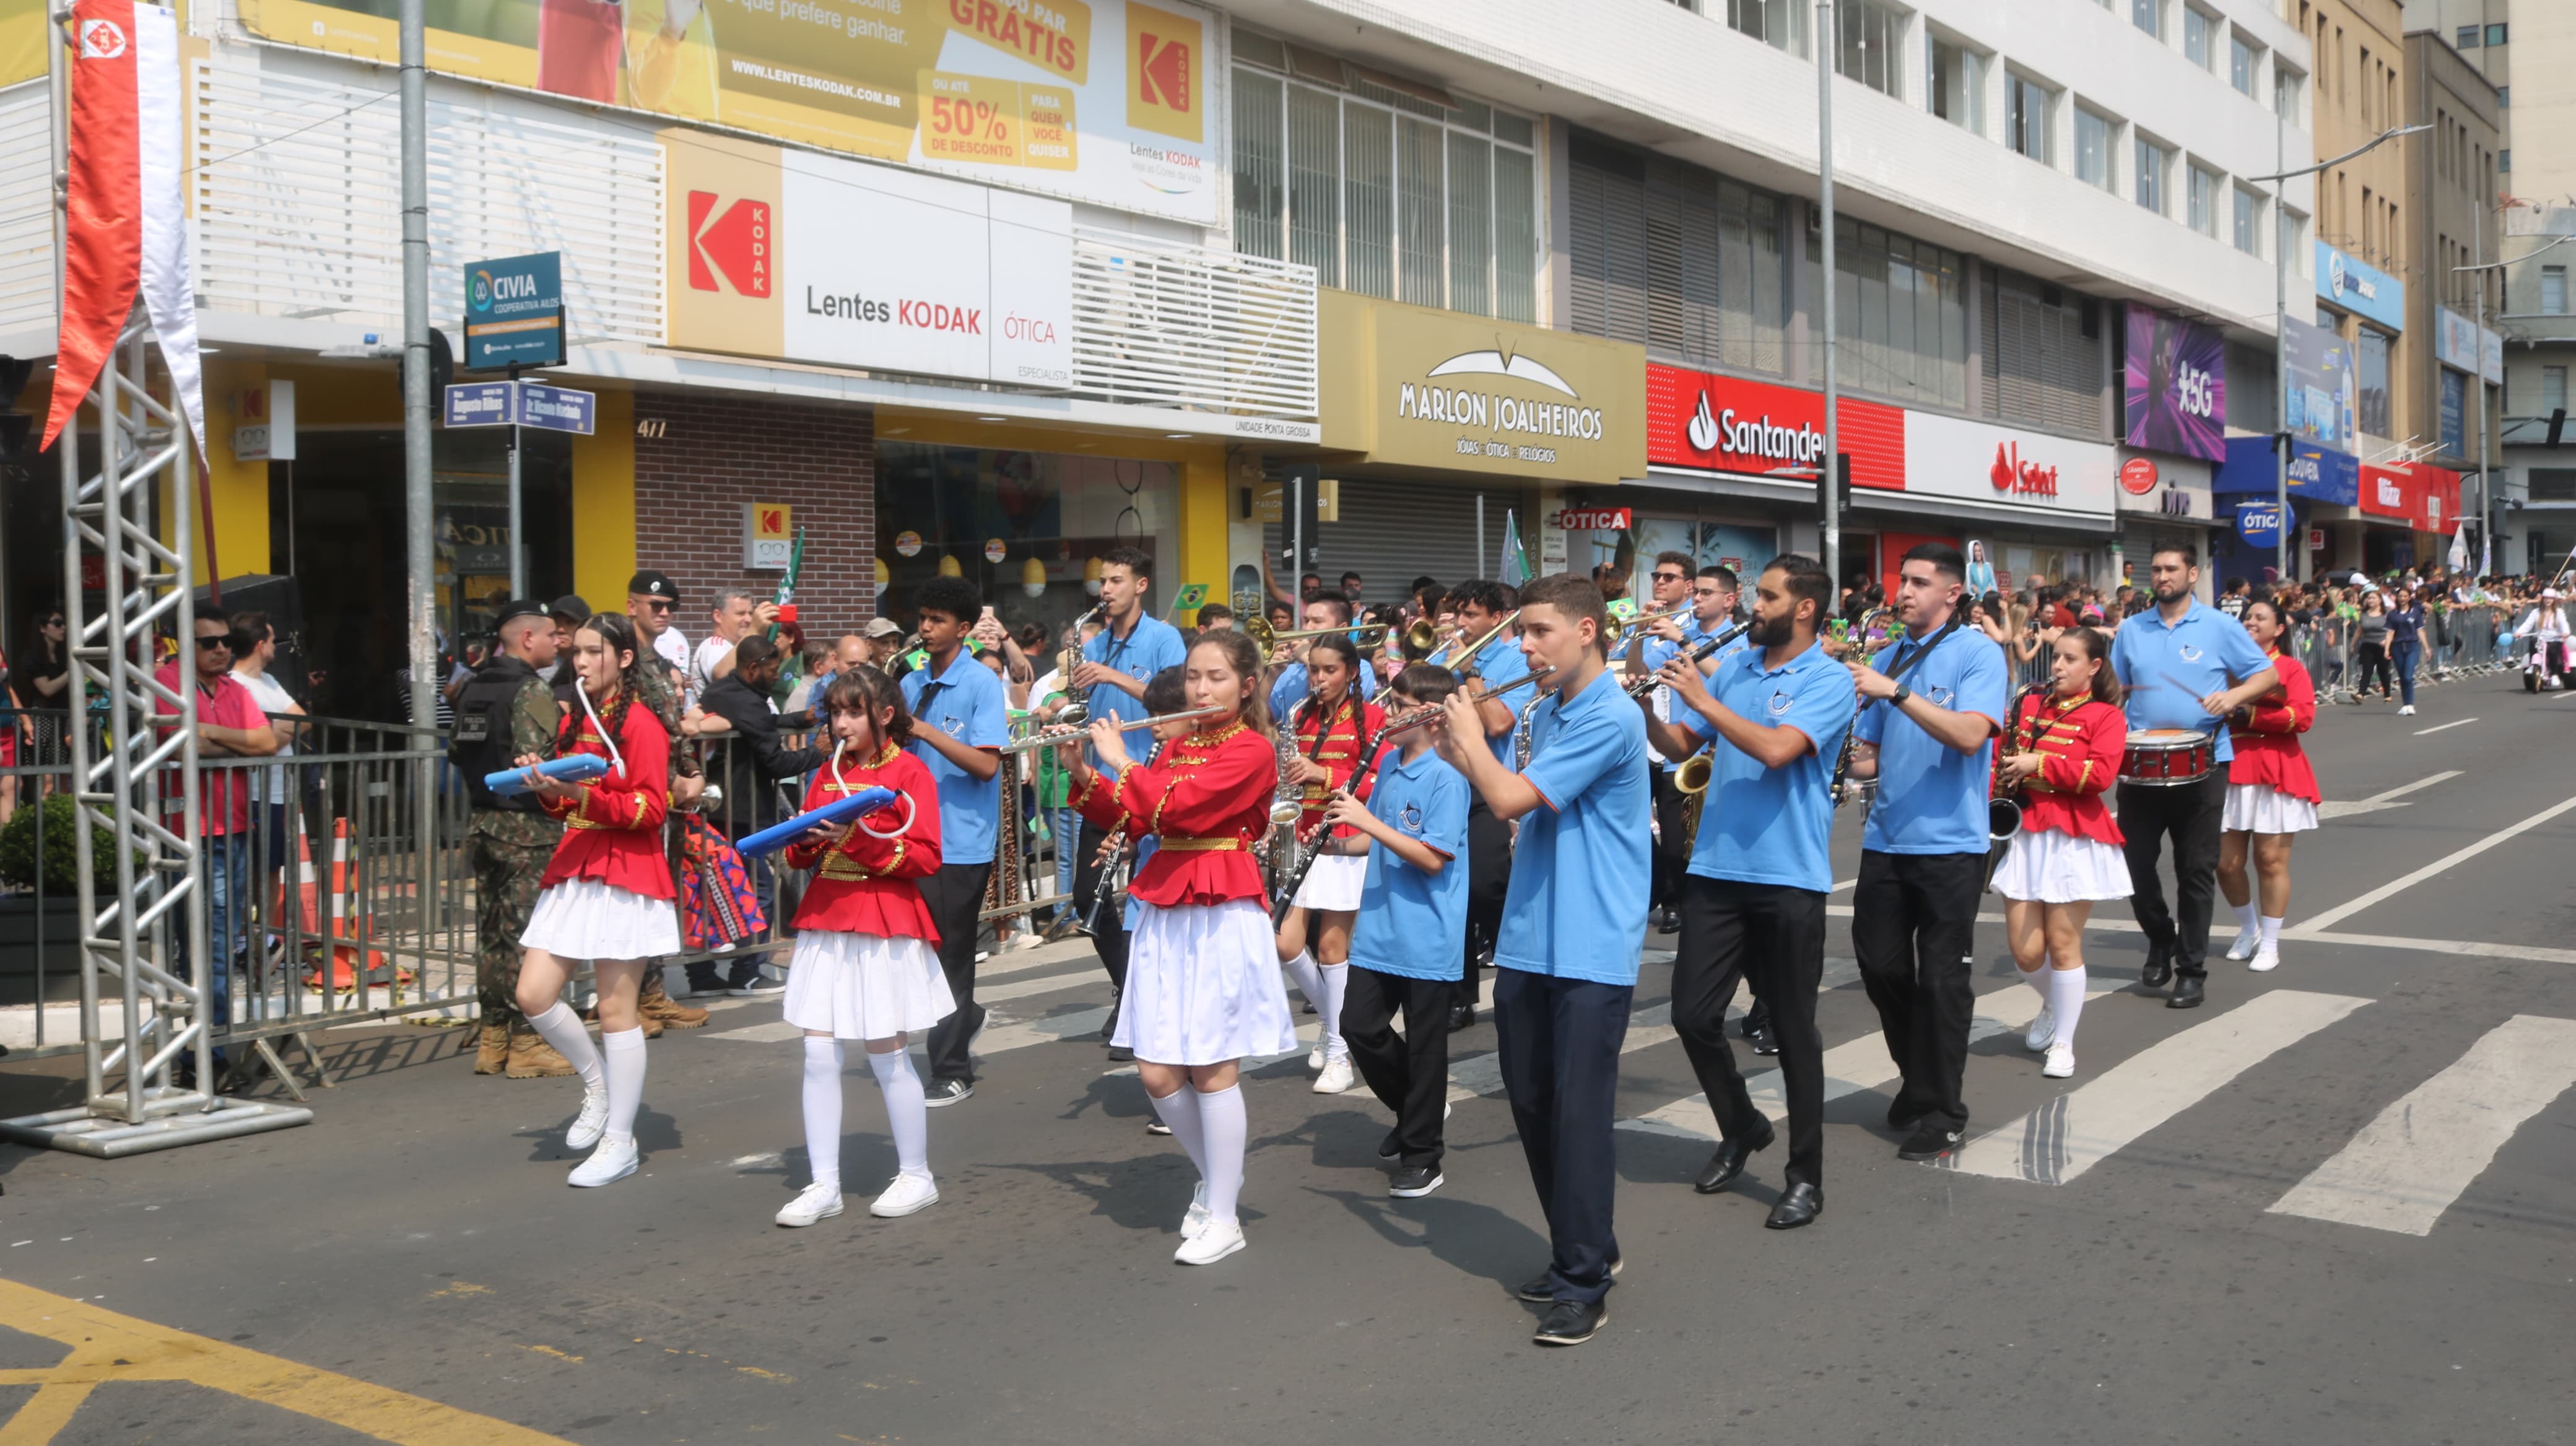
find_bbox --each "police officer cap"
[629,570,678,601]
[493,598,553,629]
[551,595,593,625]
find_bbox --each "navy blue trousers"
[1492,968,1632,1305]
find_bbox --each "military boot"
[639,980,710,1030]
[474,1017,511,1074]
[505,1022,577,1079]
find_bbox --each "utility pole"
[399,0,438,859]
[1816,0,1839,594]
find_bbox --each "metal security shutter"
[1982,264,2108,436]
[1264,479,1537,604]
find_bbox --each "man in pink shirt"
[155,612,278,1086]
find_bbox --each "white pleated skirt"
[521,878,683,960]
[2222,782,2320,834]
[1992,827,2134,904]
[1113,898,1299,1066]
[1289,851,1367,912]
[782,929,954,1040]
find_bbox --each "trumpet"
[1607,598,1695,651]
[997,703,1229,753]
[1373,664,1557,743]
[1243,616,1393,652]
[1432,609,1520,670]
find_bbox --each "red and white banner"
[41,0,206,461]
[1645,364,1907,490]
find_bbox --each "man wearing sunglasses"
[153,611,281,1089]
[627,570,692,682]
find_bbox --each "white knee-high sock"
[2017,964,2051,1004]
[527,1001,603,1091]
[801,1037,845,1191]
[867,1047,931,1180]
[599,1026,646,1146]
[2047,967,2087,1052]
[2258,916,2284,949]
[2231,899,2260,939]
[1316,962,1350,1059]
[1283,949,1323,1016]
[1149,1086,1208,1176]
[1197,1084,1247,1227]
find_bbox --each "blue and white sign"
[2315,242,2406,333]
[463,251,566,370]
[516,382,597,435]
[2235,499,2284,549]
[442,381,518,427]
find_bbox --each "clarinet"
[1831,615,1964,808]
[1272,697,1385,926]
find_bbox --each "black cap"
[493,598,552,629]
[550,594,593,624]
[628,570,677,602]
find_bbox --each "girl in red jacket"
[2218,599,2319,973]
[773,667,951,1227]
[1064,628,1294,1266]
[1989,627,2130,1081]
[1274,632,1385,1097]
[513,613,681,1188]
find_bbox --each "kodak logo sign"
[1125,2,1201,143]
[688,192,772,298]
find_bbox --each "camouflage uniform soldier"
[451,600,574,1078]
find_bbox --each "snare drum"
[2120,729,2215,786]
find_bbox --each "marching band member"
[2217,599,2320,973]
[773,668,951,1226]
[2107,546,2277,1011]
[1274,632,1385,1095]
[898,576,1008,1107]
[1065,629,1294,1266]
[1266,594,1382,718]
[1843,544,2007,1162]
[1436,573,1648,1348]
[1447,579,1529,1032]
[511,613,682,1188]
[1645,556,1854,1230]
[1068,549,1190,1049]
[1990,629,2130,1080]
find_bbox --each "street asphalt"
[0,661,2569,1445]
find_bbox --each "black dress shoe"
[2167,975,2207,1009]
[1447,1002,1476,1032]
[1693,1126,1774,1193]
[1532,1298,1608,1346]
[1515,1255,1622,1302]
[1764,1182,1822,1229]
[1748,1021,1780,1056]
[1740,1001,1771,1040]
[2140,954,2174,989]
[1105,1043,1135,1062]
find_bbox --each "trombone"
[1243,616,1410,653]
[1431,609,1520,669]
[998,704,1229,753]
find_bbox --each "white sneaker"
[1306,1044,1324,1072]
[1181,1183,1209,1240]
[1175,1218,1245,1265]
[2248,947,2281,973]
[2042,1043,2076,1079]
[1313,1055,1357,1094]
[2024,1006,2056,1054]
[568,1136,638,1188]
[869,1172,939,1217]
[775,1182,844,1227]
[2226,929,2260,962]
[565,1086,610,1151]
[2398,704,2417,716]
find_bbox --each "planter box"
[0,893,91,1006]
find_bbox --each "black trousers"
[1459,798,1512,1006]
[1342,965,1455,1170]
[918,861,993,1082]
[1672,875,1828,1187]
[2120,767,2230,979]
[1493,968,1630,1305]
[1071,817,1130,991]
[1649,769,1689,911]
[1850,849,1985,1133]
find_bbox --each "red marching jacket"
[1071,720,1276,908]
[2226,648,2320,804]
[2004,691,2127,847]
[538,696,676,899]
[783,745,944,942]
[1289,694,1385,839]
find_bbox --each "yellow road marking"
[0,1278,570,1445]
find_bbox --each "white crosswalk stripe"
[1943,989,2371,1186]
[2266,1014,2576,1235]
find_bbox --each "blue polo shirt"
[2109,599,2272,763]
[1495,668,1651,986]
[1345,746,1471,982]
[1854,624,2009,855]
[1080,612,1188,766]
[1684,639,1856,894]
[1460,632,1535,769]
[1267,656,1377,721]
[900,648,1009,865]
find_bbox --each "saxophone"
[1512,688,1546,770]
[1988,682,2050,841]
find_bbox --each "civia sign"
[1990,442,2060,498]
[1683,390,1824,469]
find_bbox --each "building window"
[2545,365,2570,416]
[2544,265,2568,315]
[2487,24,2508,46]
[2276,66,2302,120]
[2499,86,2510,107]
[1816,215,1971,409]
[2185,7,2213,68]
[2188,164,2220,237]
[2075,108,2118,193]
[1928,34,1988,136]
[2233,186,2261,256]
[1567,133,1792,378]
[2230,35,2259,97]
[2457,24,2480,49]
[2357,328,2391,437]
[1982,266,2107,435]
[2132,0,2162,41]
[2531,469,2576,502]
[1728,0,1808,55]
[1230,48,1540,321]
[2279,208,2305,270]
[2007,75,2053,163]
[1836,0,1904,99]
[2135,137,2170,214]
[2501,149,2511,173]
